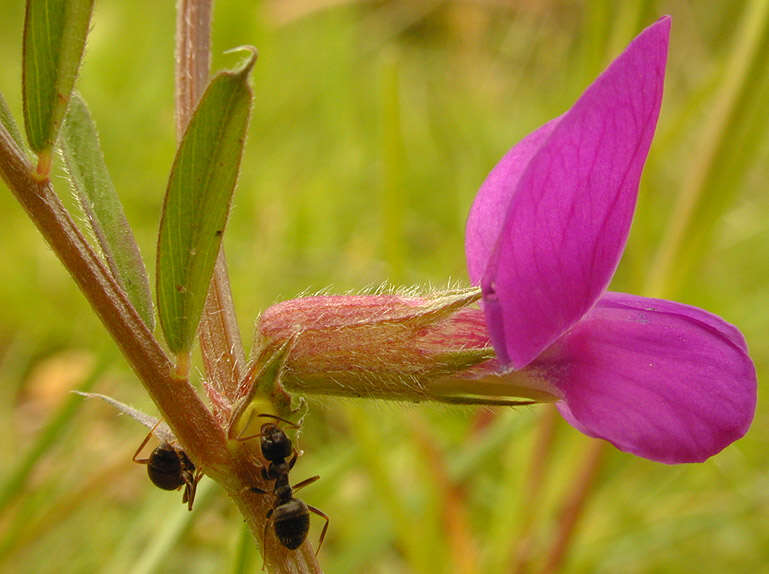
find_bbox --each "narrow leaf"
[23,0,94,163]
[73,391,177,443]
[157,47,256,354]
[0,91,25,150]
[59,93,155,329]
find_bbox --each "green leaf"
[23,0,94,156]
[157,48,256,354]
[0,91,25,150]
[59,93,155,330]
[73,391,176,443]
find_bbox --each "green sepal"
[228,338,293,440]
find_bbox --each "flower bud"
[251,288,561,405]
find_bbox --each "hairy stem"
[0,123,228,473]
[175,0,212,140]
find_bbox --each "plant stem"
[0,123,228,473]
[175,0,212,140]
[200,253,247,405]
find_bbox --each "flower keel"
[536,293,757,463]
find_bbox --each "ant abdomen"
[147,444,186,490]
[133,423,202,510]
[273,498,311,550]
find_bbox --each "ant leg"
[234,409,265,442]
[256,413,300,429]
[287,449,299,471]
[261,511,273,566]
[307,505,329,555]
[291,475,320,493]
[183,470,202,511]
[132,420,162,464]
[236,430,267,442]
[250,486,269,495]
[182,483,192,510]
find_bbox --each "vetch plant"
[250,16,756,464]
[0,4,759,574]
[1,2,321,572]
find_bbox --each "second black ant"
[239,413,329,553]
[133,421,202,511]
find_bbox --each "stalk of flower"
[245,16,756,465]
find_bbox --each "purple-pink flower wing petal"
[469,17,670,368]
[539,292,756,464]
[465,118,561,284]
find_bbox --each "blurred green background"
[1,1,768,572]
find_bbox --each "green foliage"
[0,1,768,573]
[0,91,25,150]
[22,0,93,155]
[156,49,255,354]
[59,93,155,329]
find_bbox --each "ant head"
[259,423,293,462]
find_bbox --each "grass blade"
[647,0,769,297]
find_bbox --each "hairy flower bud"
[250,288,561,406]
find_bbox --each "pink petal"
[536,292,757,463]
[465,118,561,283]
[471,17,671,368]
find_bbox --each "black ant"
[240,413,329,552]
[133,422,202,511]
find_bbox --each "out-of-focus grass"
[1,1,768,572]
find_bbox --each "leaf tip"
[223,45,258,76]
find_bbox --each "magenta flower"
[465,16,756,463]
[249,16,755,466]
